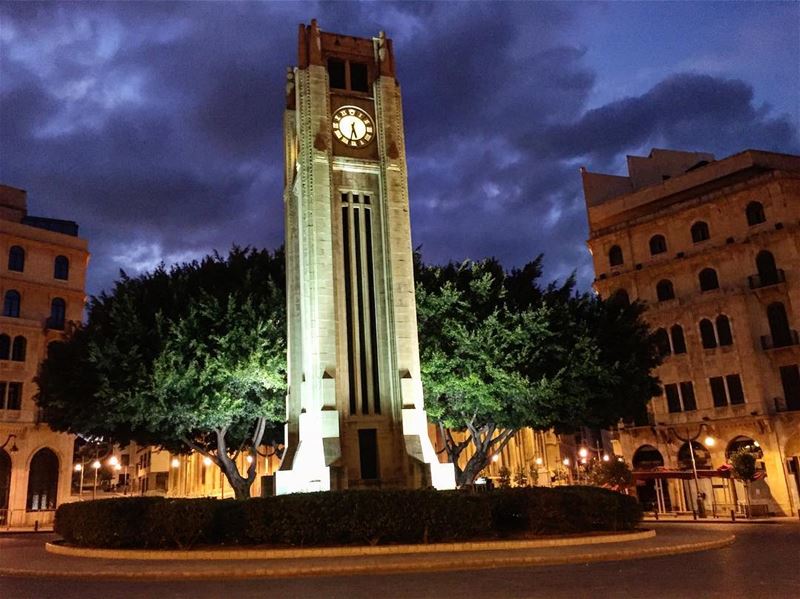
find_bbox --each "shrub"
[55,486,641,549]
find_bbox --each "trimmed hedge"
[55,486,641,549]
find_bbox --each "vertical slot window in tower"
[364,199,381,414]
[341,198,357,415]
[353,205,370,415]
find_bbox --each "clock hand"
[350,122,356,140]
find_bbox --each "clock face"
[333,106,375,147]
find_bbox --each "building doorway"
[358,429,379,481]
[632,445,671,512]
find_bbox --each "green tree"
[589,459,633,492]
[36,248,286,499]
[416,256,660,487]
[730,448,759,517]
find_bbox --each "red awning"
[633,467,732,480]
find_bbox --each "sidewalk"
[643,515,799,525]
[0,526,735,580]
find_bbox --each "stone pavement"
[0,527,734,580]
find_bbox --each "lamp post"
[74,462,84,499]
[91,459,101,500]
[669,426,714,518]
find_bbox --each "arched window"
[54,255,69,280]
[11,336,26,361]
[0,334,9,360]
[632,445,665,470]
[610,289,630,307]
[670,325,687,354]
[698,268,719,292]
[7,246,24,272]
[656,279,675,302]
[767,302,792,347]
[649,234,667,255]
[48,298,66,330]
[653,328,671,357]
[756,250,779,286]
[0,449,10,523]
[746,201,766,226]
[691,221,710,243]
[27,448,59,511]
[699,318,717,349]
[3,290,20,317]
[716,315,733,346]
[608,245,624,267]
[677,441,712,470]
[725,436,763,460]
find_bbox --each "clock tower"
[276,21,455,493]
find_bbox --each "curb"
[45,529,656,561]
[0,533,735,580]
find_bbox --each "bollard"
[34,520,39,532]
[654,510,659,521]
[692,510,697,521]
[731,509,736,522]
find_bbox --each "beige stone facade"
[277,22,454,492]
[583,149,800,516]
[0,183,89,527]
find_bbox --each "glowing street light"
[171,457,181,469]
[246,455,254,464]
[73,463,82,472]
[602,454,610,462]
[562,458,570,466]
[108,455,119,467]
[203,456,213,466]
[578,447,589,459]
[534,457,543,466]
[492,454,500,463]
[91,459,101,500]
[704,436,716,447]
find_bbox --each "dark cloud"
[539,73,799,164]
[0,2,797,295]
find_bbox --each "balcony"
[748,269,786,289]
[761,329,800,350]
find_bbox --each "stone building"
[583,148,800,517]
[0,183,89,527]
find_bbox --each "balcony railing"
[761,329,800,350]
[748,269,786,289]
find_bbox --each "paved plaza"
[1,522,797,598]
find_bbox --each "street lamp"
[669,425,714,518]
[91,459,101,500]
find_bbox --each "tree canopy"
[415,255,661,486]
[36,247,286,498]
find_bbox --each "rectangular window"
[328,58,346,89]
[665,383,681,413]
[0,381,5,409]
[342,204,357,415]
[726,374,745,405]
[6,382,21,410]
[350,62,369,92]
[680,381,697,411]
[710,376,727,407]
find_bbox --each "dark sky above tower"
[1,1,798,295]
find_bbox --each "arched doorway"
[0,449,10,525]
[632,445,671,512]
[677,441,712,470]
[27,448,59,511]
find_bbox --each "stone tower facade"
[276,21,455,493]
